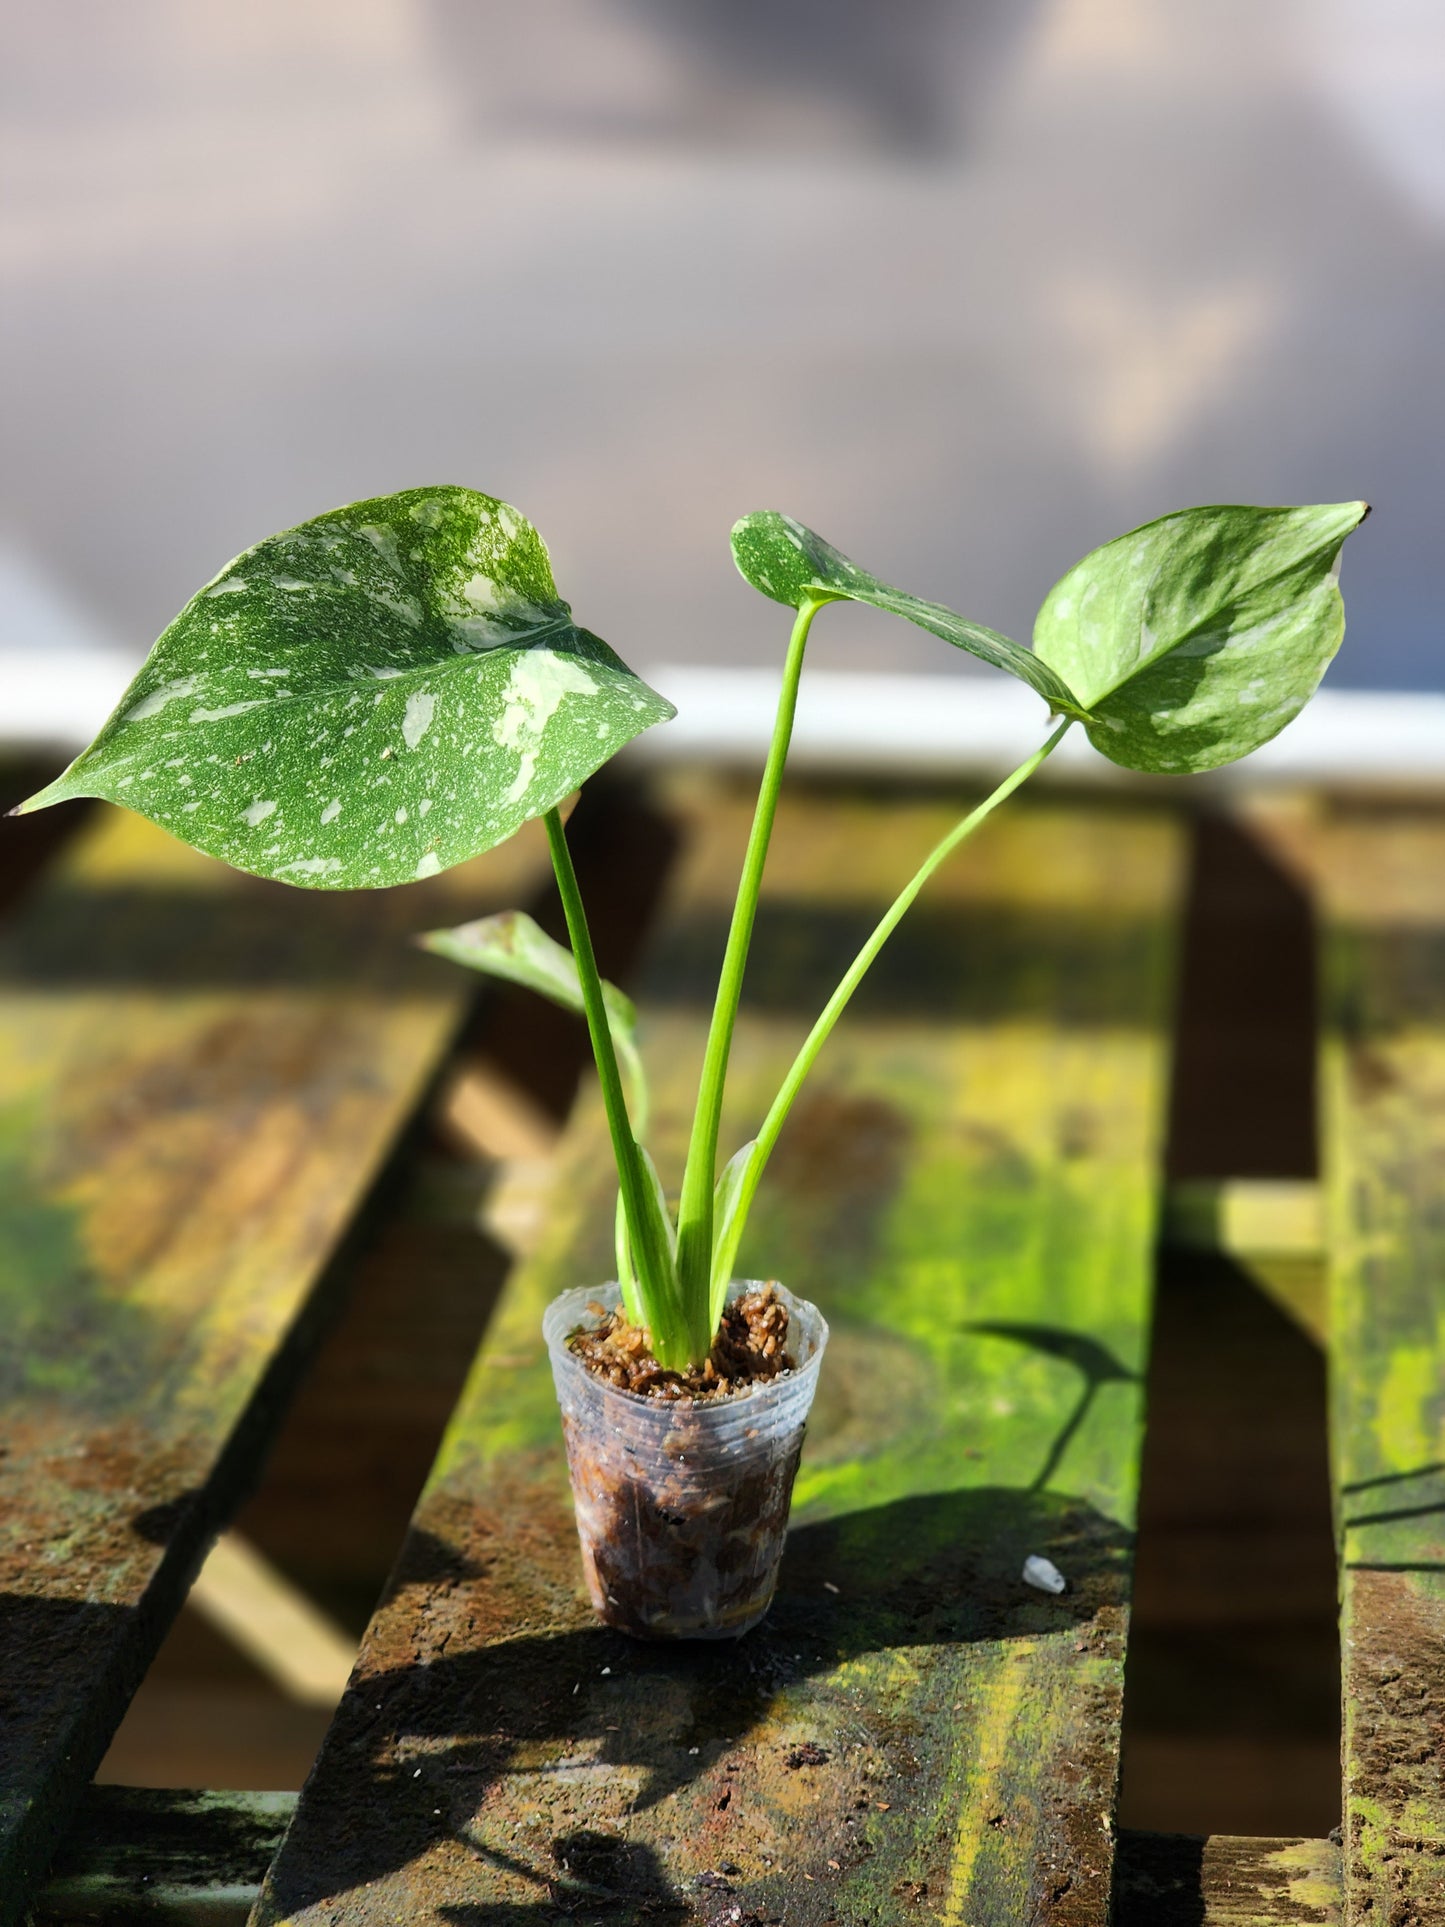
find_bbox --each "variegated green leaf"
[17,487,675,888]
[1034,501,1368,773]
[731,511,1084,716]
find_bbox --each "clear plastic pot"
[543,1280,829,1640]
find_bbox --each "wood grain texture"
[253,778,1183,1926]
[0,806,546,1923]
[1115,1831,1342,1924]
[1255,801,1445,1926]
[37,1787,295,1923]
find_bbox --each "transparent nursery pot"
[543,1280,829,1640]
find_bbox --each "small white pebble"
[413,1767,422,1778]
[600,1666,611,1676]
[1023,1554,1067,1594]
[688,1746,699,1755]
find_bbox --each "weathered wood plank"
[38,1787,295,1923]
[253,779,1183,1926]
[1115,1831,1342,1924]
[1256,801,1445,1925]
[1161,1181,1323,1264]
[0,806,547,1922]
[36,1810,1345,1926]
[1160,1180,1327,1345]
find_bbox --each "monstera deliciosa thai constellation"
[18,487,1366,1380]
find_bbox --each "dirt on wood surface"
[254,1466,1138,1921]
[568,1284,793,1400]
[1114,1831,1343,1926]
[1345,1569,1445,1925]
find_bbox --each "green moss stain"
[1318,818,1445,1924]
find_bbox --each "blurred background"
[2,0,1442,751]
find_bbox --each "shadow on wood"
[261,1483,1132,1920]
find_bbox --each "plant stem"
[673,597,823,1333]
[715,720,1073,1285]
[616,1030,649,1139]
[544,806,671,1318]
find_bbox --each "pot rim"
[542,1278,829,1412]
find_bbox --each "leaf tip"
[8,779,65,817]
[1323,498,1370,537]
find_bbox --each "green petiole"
[672,596,825,1354]
[708,719,1073,1309]
[543,807,685,1364]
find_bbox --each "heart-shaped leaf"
[17,487,675,887]
[731,511,1084,716]
[1033,501,1368,773]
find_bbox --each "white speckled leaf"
[19,487,675,888]
[730,511,1084,716]
[1033,501,1368,774]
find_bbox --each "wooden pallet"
[6,778,1443,1925]
[0,803,548,1917]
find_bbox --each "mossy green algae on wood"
[0,805,548,1925]
[254,781,1183,1927]
[1114,1831,1343,1924]
[1305,806,1445,1926]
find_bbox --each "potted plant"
[15,485,1366,1638]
